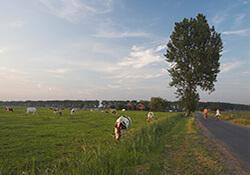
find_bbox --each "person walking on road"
[204,108,208,120]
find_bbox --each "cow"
[114,115,132,140]
[26,107,39,115]
[112,109,117,114]
[147,112,154,121]
[5,107,14,112]
[71,108,76,115]
[53,108,62,115]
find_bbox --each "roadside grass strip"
[162,116,236,175]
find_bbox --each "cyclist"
[216,109,221,120]
[204,108,208,120]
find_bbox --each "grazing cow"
[71,108,76,115]
[26,107,39,115]
[5,107,14,112]
[53,108,62,115]
[112,109,117,114]
[147,112,154,121]
[114,115,132,140]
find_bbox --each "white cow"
[71,108,76,115]
[26,107,39,115]
[147,112,154,121]
[53,108,62,115]
[114,115,132,140]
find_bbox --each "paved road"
[195,112,250,171]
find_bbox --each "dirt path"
[195,112,250,173]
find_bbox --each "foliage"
[198,102,250,111]
[149,97,169,112]
[165,13,223,115]
[80,100,99,109]
[116,103,126,110]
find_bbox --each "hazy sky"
[0,0,249,104]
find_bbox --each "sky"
[0,0,249,105]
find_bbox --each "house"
[136,103,149,110]
[126,102,133,110]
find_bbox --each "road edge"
[195,113,249,175]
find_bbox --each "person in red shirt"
[204,108,208,120]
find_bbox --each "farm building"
[136,103,149,111]
[126,102,133,110]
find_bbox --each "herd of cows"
[4,107,155,140]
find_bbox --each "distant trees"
[197,102,250,111]
[164,14,223,116]
[80,100,99,109]
[101,100,128,109]
[149,97,169,112]
[0,100,248,111]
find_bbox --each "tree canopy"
[149,97,169,112]
[164,14,223,115]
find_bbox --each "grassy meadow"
[0,108,240,174]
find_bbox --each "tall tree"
[164,14,223,116]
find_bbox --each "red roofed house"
[136,103,149,110]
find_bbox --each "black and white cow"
[147,112,154,121]
[5,107,14,112]
[114,115,132,140]
[53,108,62,115]
[71,108,76,115]
[27,107,39,115]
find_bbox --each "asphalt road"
[195,112,250,172]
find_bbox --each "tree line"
[0,98,249,112]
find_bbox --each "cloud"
[93,30,152,39]
[40,0,113,23]
[212,12,227,26]
[107,84,121,89]
[222,28,250,36]
[0,47,8,54]
[93,18,153,39]
[8,20,26,28]
[155,45,166,52]
[240,0,249,5]
[0,67,28,75]
[117,45,164,69]
[220,62,242,73]
[46,68,69,74]
[235,13,246,25]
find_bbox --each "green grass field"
[0,108,241,174]
[0,108,176,174]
